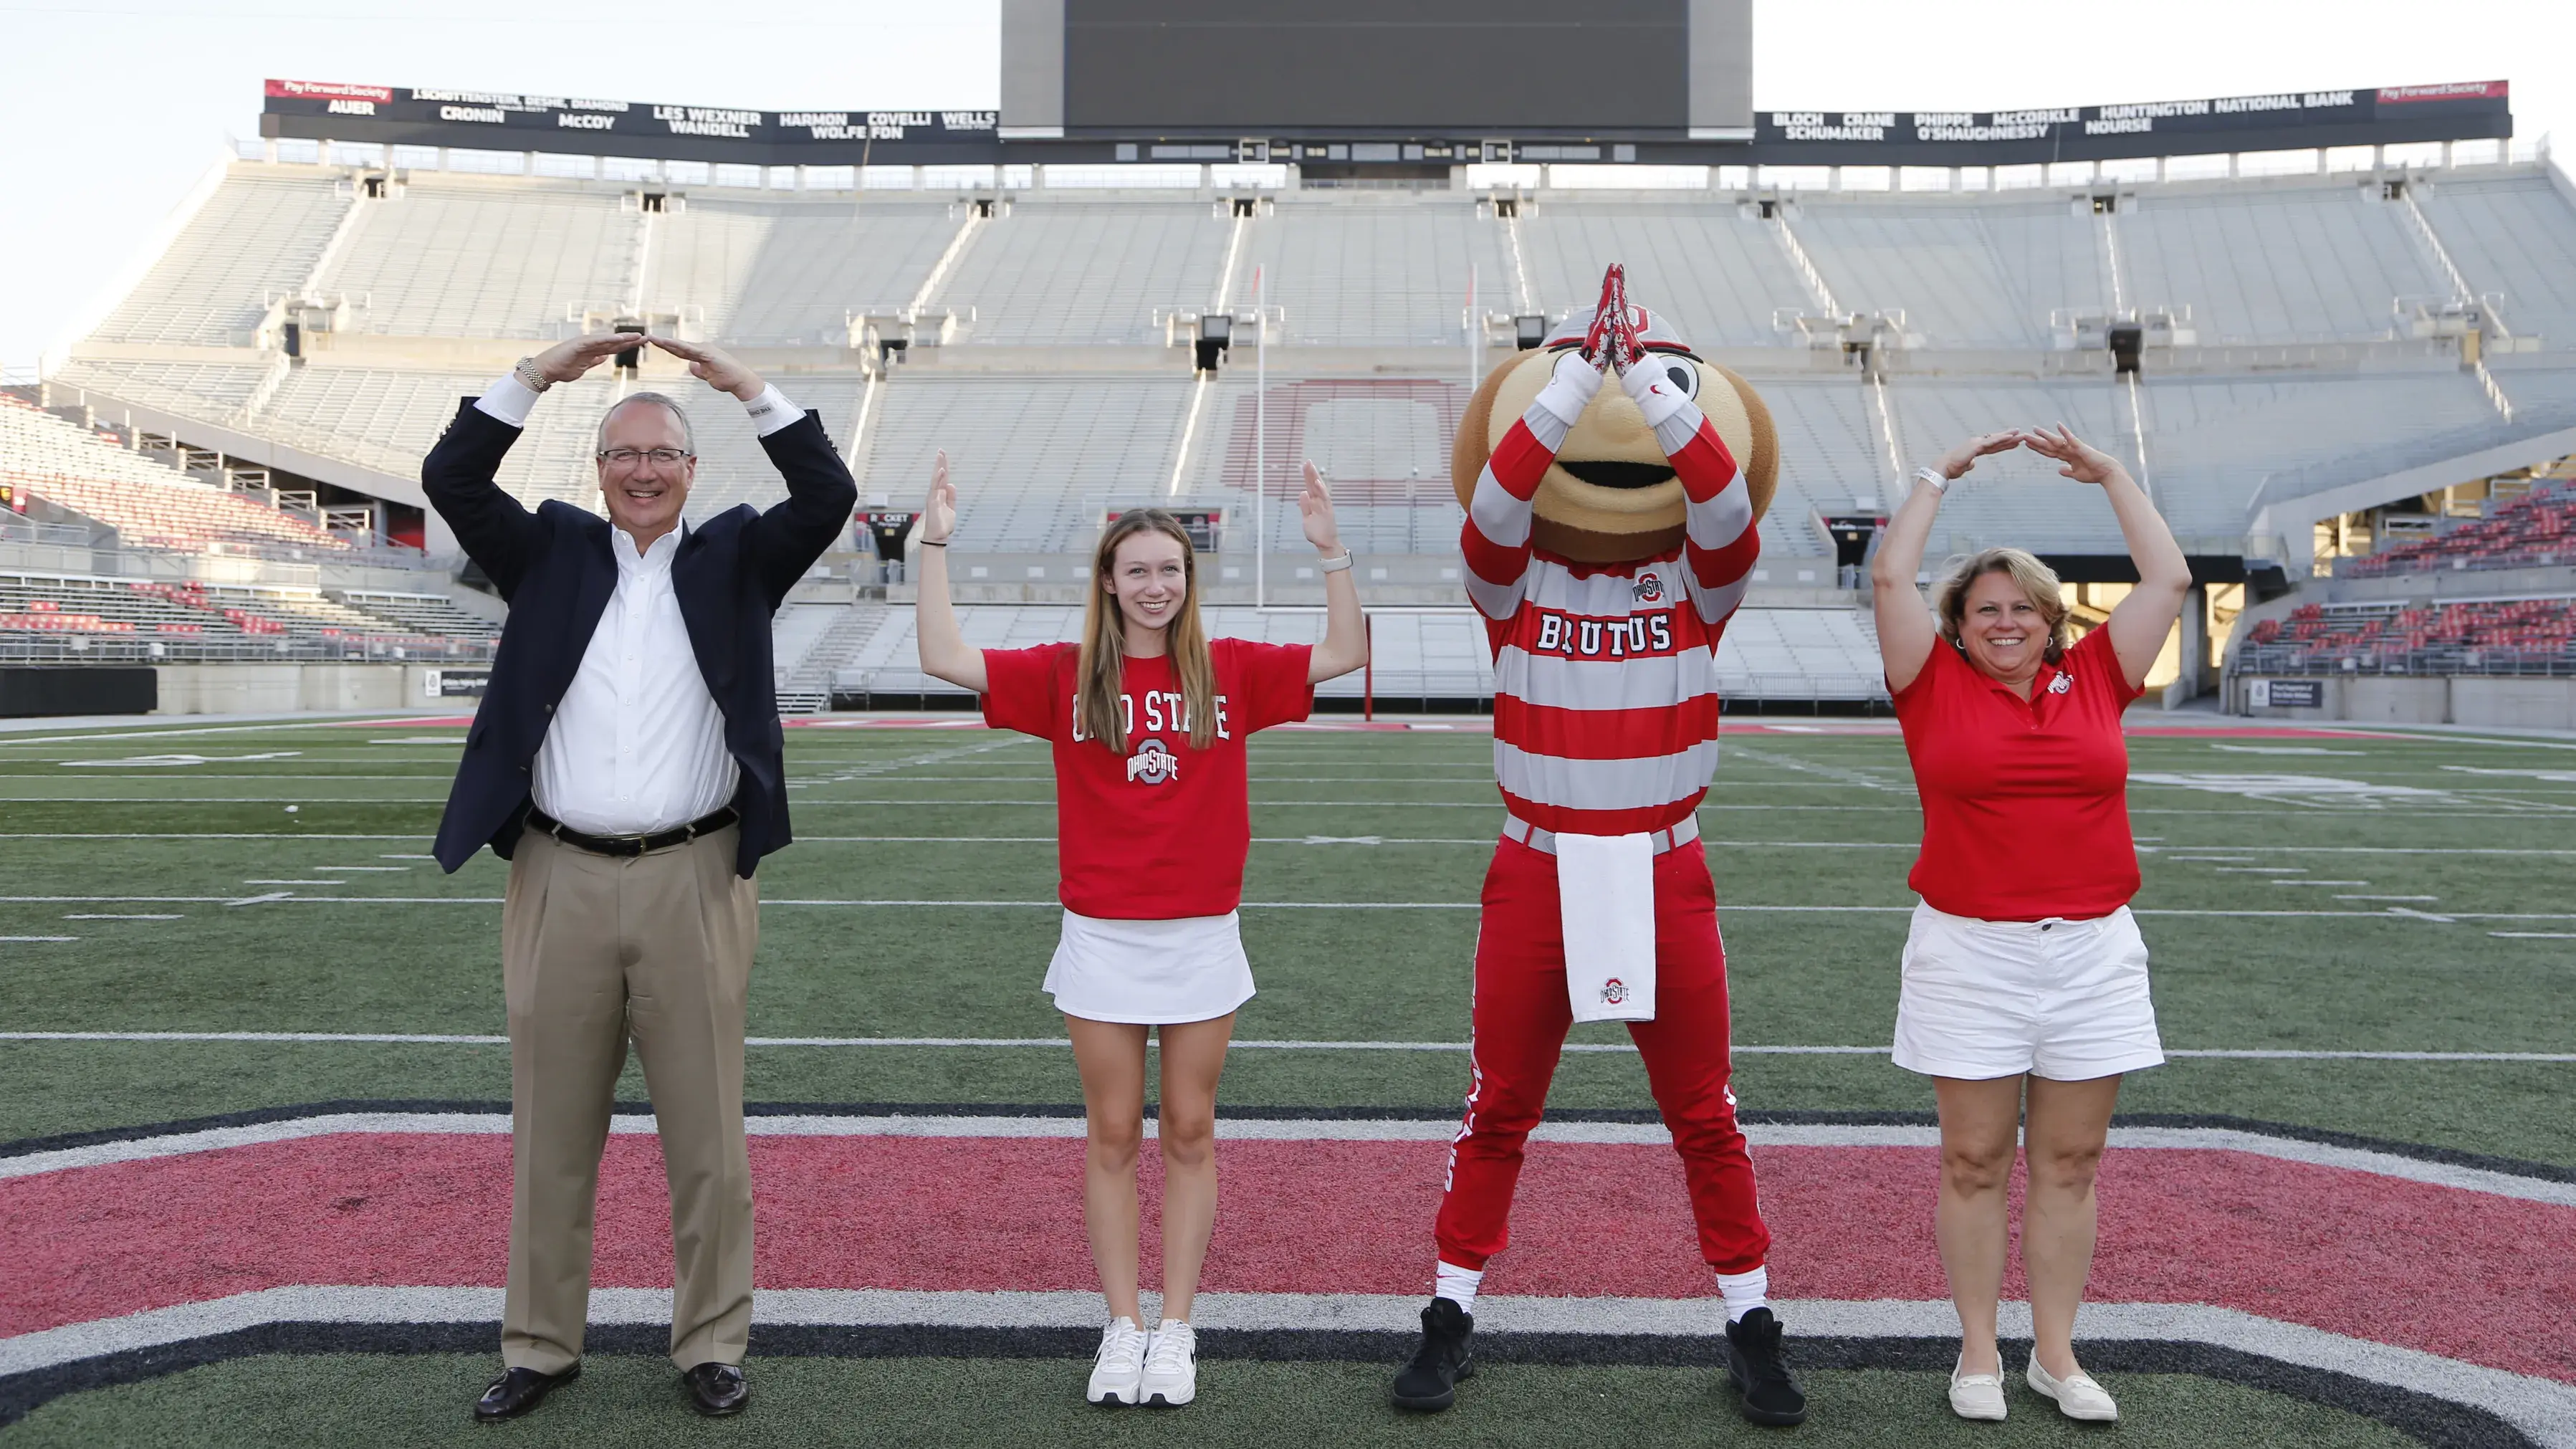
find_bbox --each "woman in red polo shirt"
[1869,424,2190,1426]
[914,452,1367,1410]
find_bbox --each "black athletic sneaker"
[1389,1298,1476,1411]
[1723,1306,1809,1426]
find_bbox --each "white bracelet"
[1912,465,1950,494]
[1318,550,1354,573]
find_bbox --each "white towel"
[1557,831,1657,1023]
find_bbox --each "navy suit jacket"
[421,399,857,877]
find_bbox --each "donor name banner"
[1753,82,2509,165]
[264,77,2508,168]
[262,80,1000,164]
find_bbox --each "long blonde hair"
[1933,547,2070,663]
[1077,510,1217,753]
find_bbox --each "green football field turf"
[1,713,2569,1443]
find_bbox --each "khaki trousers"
[499,825,757,1373]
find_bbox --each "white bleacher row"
[644,199,960,345]
[315,185,633,339]
[47,359,864,518]
[1,393,210,491]
[92,173,349,346]
[54,352,2576,559]
[780,602,1887,704]
[78,161,2576,355]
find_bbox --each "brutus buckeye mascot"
[1391,268,1805,1427]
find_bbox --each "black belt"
[526,805,737,858]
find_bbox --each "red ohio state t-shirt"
[1893,625,2145,922]
[982,638,1315,919]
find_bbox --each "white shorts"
[1045,909,1255,1025]
[1891,901,2165,1082]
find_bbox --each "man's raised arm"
[423,333,632,600]
[645,335,857,610]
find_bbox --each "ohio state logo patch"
[2049,671,2073,695]
[1125,738,1179,785]
[1632,573,1665,603]
[1601,977,1627,1005]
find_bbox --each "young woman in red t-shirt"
[1869,424,2190,1425]
[914,451,1367,1409]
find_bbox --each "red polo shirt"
[1892,625,2143,922]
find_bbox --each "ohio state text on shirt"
[982,639,1314,919]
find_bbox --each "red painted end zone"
[4,1137,2568,1382]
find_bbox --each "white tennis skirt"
[1891,901,2165,1082]
[1045,909,1255,1026]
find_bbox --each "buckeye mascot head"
[1452,282,1780,563]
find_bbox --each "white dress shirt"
[473,370,807,836]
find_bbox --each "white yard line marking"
[310,866,411,872]
[2219,867,2307,874]
[2,1285,2569,1444]
[4,894,2572,922]
[238,879,341,886]
[61,914,181,920]
[2336,895,2438,903]
[0,936,77,942]
[2271,880,2371,887]
[4,1031,2567,1065]
[2489,932,2576,941]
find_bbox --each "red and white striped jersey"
[1462,358,1761,837]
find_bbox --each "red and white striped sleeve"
[1624,360,1760,628]
[1460,350,1604,620]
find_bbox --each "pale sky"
[3,0,2569,375]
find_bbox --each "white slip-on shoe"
[1087,1317,1149,1406]
[1948,1354,2007,1420]
[2026,1356,2118,1422]
[1141,1319,1198,1407]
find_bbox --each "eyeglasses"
[598,447,694,467]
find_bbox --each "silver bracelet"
[1318,550,1355,573]
[1912,465,1950,494]
[513,356,553,394]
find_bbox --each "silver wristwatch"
[1318,550,1355,573]
[1912,465,1950,494]
[513,356,553,394]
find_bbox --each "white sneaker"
[1141,1319,1197,1407]
[2026,1355,2118,1422]
[1087,1317,1149,1406]
[1948,1354,2007,1420]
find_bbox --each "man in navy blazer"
[423,332,855,1423]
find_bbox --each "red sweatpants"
[1434,836,1772,1275]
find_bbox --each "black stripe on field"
[8,1098,2572,1185]
[0,1323,2530,1447]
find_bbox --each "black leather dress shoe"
[474,1363,578,1420]
[684,1362,750,1417]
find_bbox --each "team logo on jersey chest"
[1632,573,1665,603]
[2048,671,2072,695]
[1601,977,1628,1005]
[1125,737,1180,785]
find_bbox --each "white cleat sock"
[1434,1260,1485,1316]
[1715,1265,1769,1324]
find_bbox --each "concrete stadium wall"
[2232,675,2576,730]
[153,664,463,716]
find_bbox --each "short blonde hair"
[1933,547,2069,663]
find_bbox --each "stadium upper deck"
[40,148,2576,571]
